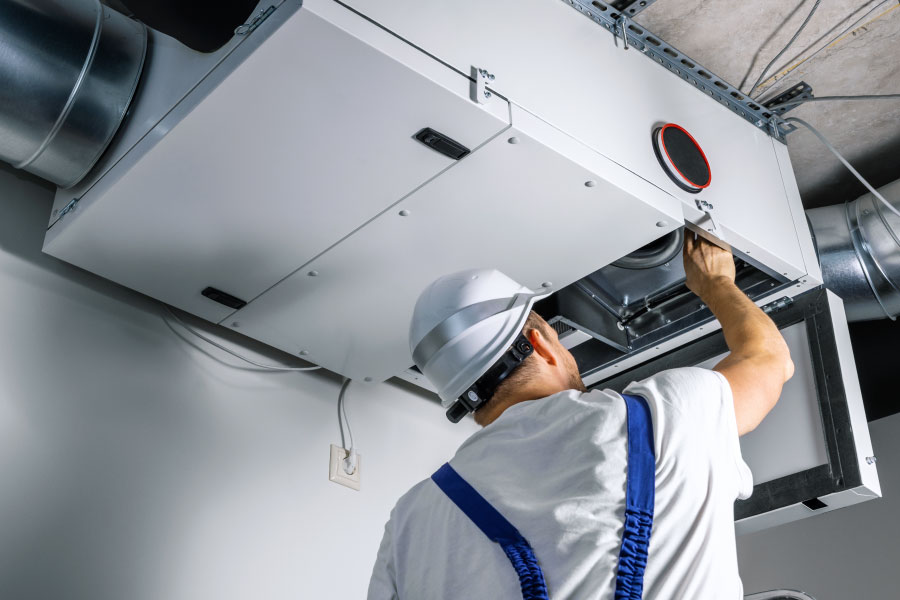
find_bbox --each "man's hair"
[476,311,553,413]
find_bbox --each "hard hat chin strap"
[445,334,534,423]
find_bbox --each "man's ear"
[526,327,559,366]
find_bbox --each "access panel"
[596,288,880,532]
[225,105,683,382]
[340,0,812,281]
[43,0,509,323]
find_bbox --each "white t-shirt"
[368,367,753,599]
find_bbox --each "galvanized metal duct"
[0,0,147,188]
[807,178,900,322]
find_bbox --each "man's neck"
[474,382,569,426]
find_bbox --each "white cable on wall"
[163,306,322,372]
[337,378,357,474]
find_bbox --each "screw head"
[299,350,309,356]
[364,377,373,383]
[584,180,597,187]
[541,281,553,288]
[308,270,319,277]
[488,73,495,80]
[507,136,519,144]
[399,209,410,217]
[231,321,239,328]
[483,91,492,98]
[656,221,668,227]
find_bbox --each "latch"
[471,66,495,104]
[55,197,80,220]
[694,198,723,239]
[762,296,793,315]
[234,5,276,36]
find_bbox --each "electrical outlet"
[329,444,361,491]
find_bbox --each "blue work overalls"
[431,394,655,600]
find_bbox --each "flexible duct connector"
[0,0,147,188]
[807,179,900,322]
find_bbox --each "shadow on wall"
[799,135,900,210]
[0,163,55,263]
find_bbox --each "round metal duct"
[807,179,900,322]
[612,227,685,270]
[0,0,147,188]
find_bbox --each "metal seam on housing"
[13,0,103,170]
[854,199,900,305]
[873,192,900,250]
[562,0,795,140]
[844,200,894,320]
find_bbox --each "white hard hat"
[409,268,550,421]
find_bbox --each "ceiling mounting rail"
[562,0,796,140]
[607,0,660,18]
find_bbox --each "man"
[369,235,794,599]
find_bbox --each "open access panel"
[585,285,880,534]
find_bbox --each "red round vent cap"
[652,124,711,193]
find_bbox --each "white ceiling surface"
[635,0,900,208]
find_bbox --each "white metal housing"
[41,0,876,529]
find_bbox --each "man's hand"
[683,234,735,300]
[682,230,793,436]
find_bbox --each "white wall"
[738,412,900,599]
[0,164,478,600]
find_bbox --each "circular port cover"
[652,124,711,193]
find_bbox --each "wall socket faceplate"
[329,444,361,491]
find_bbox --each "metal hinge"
[471,66,495,104]
[234,5,276,36]
[55,197,80,220]
[762,296,793,314]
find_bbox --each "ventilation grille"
[550,319,575,337]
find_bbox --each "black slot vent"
[414,128,470,160]
[201,286,247,309]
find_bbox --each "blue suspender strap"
[616,393,656,600]
[431,463,549,600]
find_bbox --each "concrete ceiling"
[634,0,900,209]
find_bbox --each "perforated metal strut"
[562,0,795,140]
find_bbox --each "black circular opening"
[652,125,711,193]
[662,127,710,187]
[612,228,684,270]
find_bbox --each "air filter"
[652,124,711,194]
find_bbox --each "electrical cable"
[337,378,355,450]
[337,378,357,474]
[785,117,900,220]
[747,0,822,98]
[767,93,900,111]
[164,306,321,372]
[756,0,895,99]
